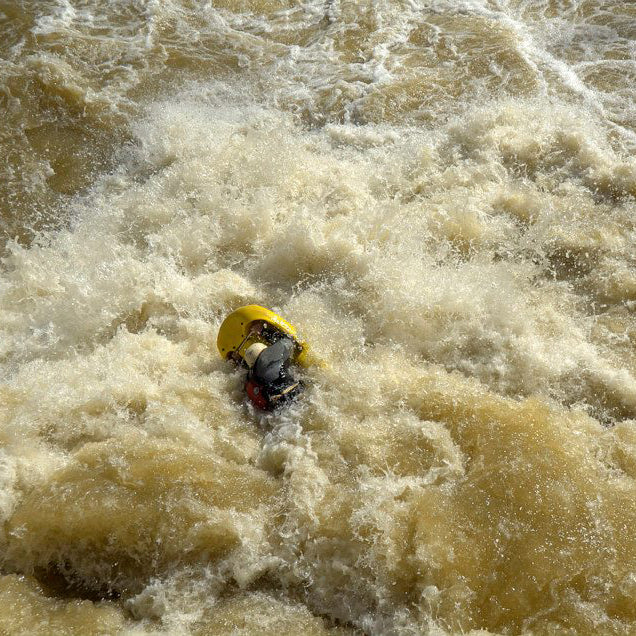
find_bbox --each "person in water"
[242,334,302,411]
[217,306,307,410]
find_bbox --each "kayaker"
[242,339,302,411]
[217,305,309,410]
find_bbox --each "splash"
[1,1,636,634]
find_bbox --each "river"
[1,1,636,634]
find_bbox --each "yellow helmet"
[217,305,310,366]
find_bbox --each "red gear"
[245,378,269,410]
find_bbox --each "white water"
[1,1,636,634]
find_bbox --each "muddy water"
[1,1,636,634]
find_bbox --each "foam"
[2,1,636,634]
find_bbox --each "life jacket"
[245,378,270,410]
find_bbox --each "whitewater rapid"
[1,1,636,634]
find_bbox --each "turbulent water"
[1,1,636,634]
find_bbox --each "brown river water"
[1,1,636,634]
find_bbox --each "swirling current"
[1,1,636,634]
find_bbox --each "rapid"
[1,1,636,634]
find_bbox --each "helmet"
[217,305,298,359]
[244,342,267,368]
[216,305,310,367]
